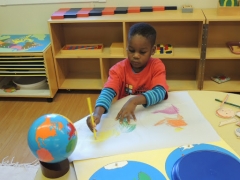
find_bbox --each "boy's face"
[127,34,156,73]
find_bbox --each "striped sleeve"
[95,88,116,114]
[142,86,166,108]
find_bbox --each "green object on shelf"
[219,0,238,6]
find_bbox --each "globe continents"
[28,114,77,163]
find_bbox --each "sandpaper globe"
[28,114,78,163]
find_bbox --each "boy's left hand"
[116,98,137,124]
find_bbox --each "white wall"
[0,0,218,34]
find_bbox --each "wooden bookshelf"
[48,10,205,91]
[202,9,240,92]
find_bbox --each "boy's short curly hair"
[128,23,156,47]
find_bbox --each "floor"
[0,90,100,164]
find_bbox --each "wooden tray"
[61,44,103,54]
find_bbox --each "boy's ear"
[151,45,156,55]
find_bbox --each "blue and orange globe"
[28,114,78,163]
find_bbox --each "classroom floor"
[0,90,100,164]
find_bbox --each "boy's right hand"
[86,106,105,132]
[86,115,101,132]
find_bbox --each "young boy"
[87,22,168,131]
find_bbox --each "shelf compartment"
[0,76,51,97]
[153,47,201,59]
[49,22,124,57]
[162,59,201,91]
[60,44,103,54]
[206,47,240,59]
[101,58,200,91]
[207,21,240,47]
[55,58,102,89]
[56,47,125,58]
[125,21,203,59]
[202,79,240,92]
[0,46,58,99]
[202,59,240,92]
[167,79,198,91]
[100,58,123,85]
[202,11,240,92]
[59,74,103,90]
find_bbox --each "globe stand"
[40,159,70,179]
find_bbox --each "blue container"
[171,150,240,180]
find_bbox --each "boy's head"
[127,23,157,73]
[128,23,156,47]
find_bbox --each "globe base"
[40,159,70,179]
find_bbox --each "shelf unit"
[0,46,58,100]
[202,9,240,92]
[48,10,206,91]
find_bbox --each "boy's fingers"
[116,112,122,120]
[132,113,137,121]
[119,116,124,124]
[127,116,131,124]
[86,117,95,132]
[86,117,91,126]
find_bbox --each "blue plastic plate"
[171,150,240,180]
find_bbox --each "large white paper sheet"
[69,91,220,161]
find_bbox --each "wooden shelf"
[55,47,201,59]
[0,46,58,99]
[58,72,102,90]
[49,10,205,91]
[56,48,125,59]
[48,9,205,23]
[0,77,51,97]
[153,47,201,59]
[202,9,240,92]
[0,89,51,97]
[203,80,240,92]
[206,48,240,59]
[168,80,198,91]
[202,9,240,23]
